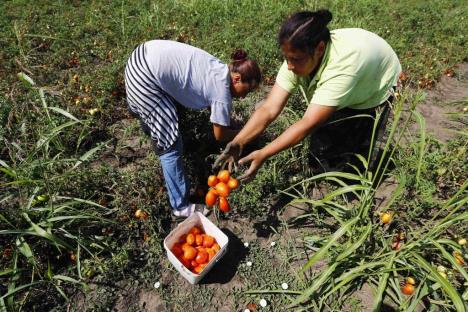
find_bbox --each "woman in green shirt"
[216,9,401,180]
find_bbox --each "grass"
[1,0,467,310]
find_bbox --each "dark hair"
[228,49,262,88]
[278,10,333,54]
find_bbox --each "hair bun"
[315,9,332,26]
[231,49,248,62]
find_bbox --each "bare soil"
[71,63,467,311]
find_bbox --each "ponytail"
[278,10,333,53]
[228,49,262,88]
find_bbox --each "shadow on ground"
[199,228,248,284]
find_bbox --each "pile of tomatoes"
[205,170,238,212]
[170,226,221,274]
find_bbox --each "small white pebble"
[259,298,267,307]
[246,261,252,267]
[281,282,289,290]
[153,281,160,289]
[270,241,276,247]
[244,242,249,247]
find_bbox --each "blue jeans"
[159,136,190,211]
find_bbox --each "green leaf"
[49,106,80,122]
[412,253,465,312]
[290,262,339,307]
[0,281,42,300]
[372,253,395,312]
[15,237,35,264]
[431,240,468,281]
[412,110,426,186]
[22,213,73,250]
[17,72,35,87]
[301,216,359,273]
[335,223,372,262]
[72,143,106,169]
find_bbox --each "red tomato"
[195,234,203,246]
[212,243,220,253]
[207,175,219,187]
[205,190,218,206]
[186,233,195,245]
[401,283,415,295]
[181,243,191,252]
[189,226,202,235]
[217,170,230,183]
[203,235,215,248]
[195,250,208,264]
[193,263,207,274]
[171,243,183,257]
[219,196,230,212]
[207,248,216,261]
[178,256,191,269]
[215,182,230,197]
[183,246,197,260]
[227,177,239,190]
[179,234,187,244]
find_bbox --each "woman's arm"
[238,103,336,180]
[232,83,291,148]
[213,84,291,170]
[212,124,239,142]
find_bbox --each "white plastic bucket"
[163,212,229,284]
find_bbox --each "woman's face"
[281,41,324,77]
[231,73,255,98]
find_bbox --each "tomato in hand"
[205,189,218,206]
[227,177,239,190]
[217,170,230,183]
[215,182,230,197]
[207,175,219,187]
[219,196,230,212]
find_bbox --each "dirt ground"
[70,63,467,311]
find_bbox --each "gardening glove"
[213,141,243,172]
[237,150,266,183]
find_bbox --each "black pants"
[309,97,392,173]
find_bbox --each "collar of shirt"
[298,41,331,102]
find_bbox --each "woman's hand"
[213,141,243,172]
[237,149,267,182]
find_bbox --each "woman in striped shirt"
[125,40,261,217]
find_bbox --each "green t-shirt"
[276,28,401,110]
